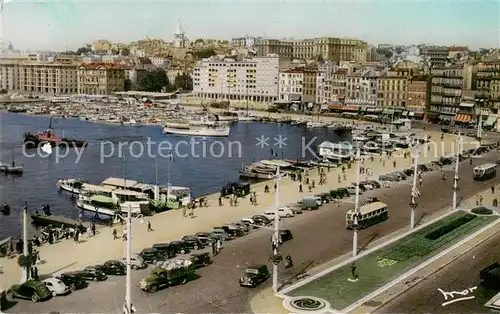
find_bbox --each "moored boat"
[0,163,23,174]
[56,178,86,194]
[162,124,230,137]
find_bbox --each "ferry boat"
[162,124,230,137]
[24,117,88,149]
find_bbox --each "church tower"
[173,20,188,48]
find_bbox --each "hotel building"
[255,37,367,62]
[429,63,473,114]
[77,63,126,95]
[279,68,317,103]
[192,56,280,103]
[376,69,411,107]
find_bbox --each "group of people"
[210,238,222,256]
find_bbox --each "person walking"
[113,228,118,240]
[147,221,153,232]
[218,196,223,206]
[211,241,217,256]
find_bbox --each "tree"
[315,54,324,62]
[138,69,169,92]
[193,49,217,59]
[76,46,91,55]
[111,48,119,55]
[121,47,130,56]
[174,73,193,91]
[124,79,132,92]
[376,48,393,59]
[395,47,403,54]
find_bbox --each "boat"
[24,116,88,149]
[0,151,23,174]
[76,194,120,218]
[317,141,353,162]
[328,123,353,132]
[56,178,86,194]
[306,121,328,128]
[30,214,85,230]
[164,118,191,129]
[162,124,230,137]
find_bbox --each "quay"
[0,128,481,291]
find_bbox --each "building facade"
[192,56,279,103]
[279,68,317,103]
[256,37,367,62]
[376,74,409,107]
[0,60,78,94]
[407,75,430,112]
[345,69,380,106]
[420,46,448,68]
[77,63,125,95]
[331,69,347,101]
[315,63,336,104]
[474,60,500,111]
[429,64,473,114]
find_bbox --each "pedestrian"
[299,184,302,192]
[229,197,234,207]
[218,196,223,206]
[182,206,187,217]
[492,186,495,194]
[216,238,221,253]
[419,177,423,187]
[480,195,484,205]
[211,241,217,256]
[147,221,153,232]
[113,228,118,240]
[393,160,396,168]
[476,195,480,206]
[337,174,341,183]
[91,223,96,236]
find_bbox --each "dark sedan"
[251,215,271,225]
[95,260,126,276]
[81,266,108,281]
[181,236,205,250]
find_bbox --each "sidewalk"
[250,189,499,314]
[0,130,478,290]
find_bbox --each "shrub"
[471,207,494,215]
[425,213,476,240]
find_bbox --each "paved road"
[376,229,500,314]
[7,149,500,313]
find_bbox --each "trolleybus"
[346,201,388,229]
[473,163,497,181]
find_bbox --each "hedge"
[425,213,476,240]
[471,207,494,215]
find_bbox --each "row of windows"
[208,63,257,68]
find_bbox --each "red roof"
[448,46,468,52]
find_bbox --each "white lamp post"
[452,131,463,211]
[352,144,361,257]
[271,165,282,293]
[409,140,419,229]
[20,202,29,283]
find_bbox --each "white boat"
[76,195,119,218]
[163,125,230,137]
[0,164,23,174]
[306,121,328,128]
[317,141,353,162]
[56,178,86,194]
[164,119,191,129]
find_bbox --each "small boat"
[317,141,353,162]
[24,117,88,149]
[56,178,86,194]
[162,124,230,137]
[76,195,119,218]
[306,121,328,128]
[0,151,23,174]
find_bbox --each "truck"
[139,260,195,293]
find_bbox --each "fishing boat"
[0,151,23,174]
[56,178,86,194]
[24,116,88,149]
[162,124,230,137]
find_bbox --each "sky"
[2,0,499,51]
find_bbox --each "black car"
[194,232,216,244]
[95,260,126,276]
[181,236,205,250]
[81,266,108,281]
[139,248,167,264]
[279,229,293,242]
[367,180,381,188]
[169,241,191,255]
[217,225,244,237]
[239,264,270,287]
[480,262,500,289]
[189,252,212,268]
[151,243,177,259]
[55,272,87,291]
[252,215,271,225]
[9,280,52,302]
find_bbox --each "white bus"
[473,163,497,181]
[346,201,388,229]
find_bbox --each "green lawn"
[285,211,498,310]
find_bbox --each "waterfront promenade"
[0,130,480,290]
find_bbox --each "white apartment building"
[316,62,336,104]
[150,56,170,68]
[192,56,279,103]
[345,69,381,106]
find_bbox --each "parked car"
[139,248,167,264]
[283,204,303,215]
[188,252,212,268]
[54,272,87,291]
[81,266,108,281]
[211,228,232,241]
[300,197,320,210]
[9,280,52,302]
[42,278,70,296]
[251,215,272,225]
[239,264,270,287]
[359,182,374,190]
[151,243,177,259]
[241,217,256,227]
[230,221,251,232]
[279,229,293,242]
[263,208,294,219]
[366,180,381,188]
[95,260,126,275]
[181,236,205,250]
[121,253,146,270]
[218,224,245,237]
[480,262,500,289]
[193,232,215,245]
[352,182,367,191]
[346,186,357,195]
[168,240,191,255]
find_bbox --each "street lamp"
[20,202,29,283]
[409,140,419,229]
[270,165,283,293]
[452,131,463,211]
[477,99,484,141]
[352,144,361,257]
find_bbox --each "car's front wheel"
[180,249,185,254]
[31,293,39,302]
[51,290,57,297]
[93,276,98,281]
[69,283,75,291]
[149,285,157,293]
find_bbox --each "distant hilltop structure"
[173,20,189,48]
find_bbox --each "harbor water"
[0,112,351,238]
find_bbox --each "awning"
[386,109,395,115]
[382,109,388,114]
[364,114,379,119]
[402,111,408,116]
[394,109,403,113]
[366,108,376,112]
[454,114,473,123]
[328,104,342,111]
[343,106,359,112]
[483,116,497,127]
[408,111,415,116]
[459,102,475,108]
[439,114,453,121]
[374,108,384,113]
